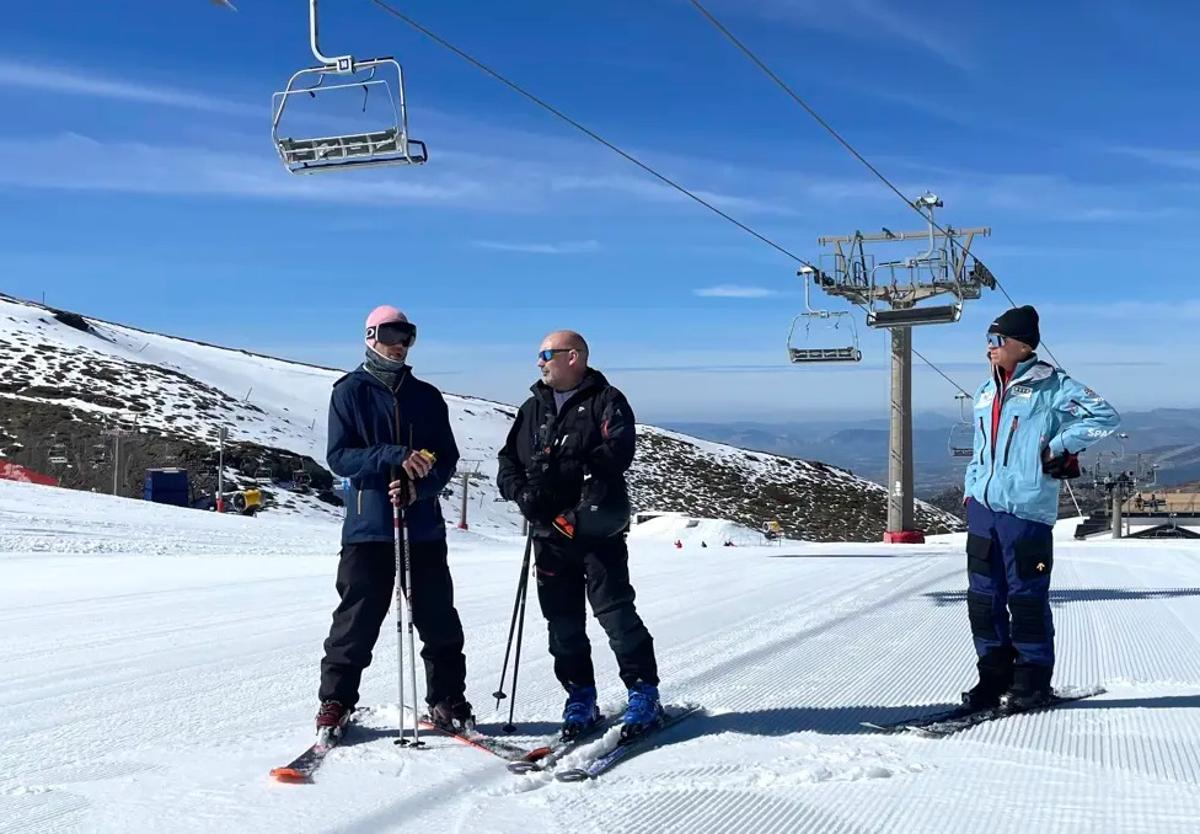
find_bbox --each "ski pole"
[391,461,411,746]
[493,533,533,710]
[401,425,425,748]
[503,548,533,733]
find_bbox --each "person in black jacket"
[498,330,662,741]
[314,305,471,737]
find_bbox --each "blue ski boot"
[620,682,664,742]
[561,684,600,741]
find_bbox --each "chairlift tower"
[101,417,138,497]
[804,194,993,542]
[455,460,484,530]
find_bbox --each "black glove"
[1042,449,1081,480]
[516,485,558,523]
[525,459,553,492]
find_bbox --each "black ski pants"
[319,539,467,709]
[533,535,659,691]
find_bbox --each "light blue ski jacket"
[963,355,1120,526]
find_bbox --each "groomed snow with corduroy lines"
[4,478,1200,833]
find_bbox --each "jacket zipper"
[977,417,985,465]
[1069,398,1095,418]
[357,489,362,515]
[1002,415,1019,466]
[982,383,1007,508]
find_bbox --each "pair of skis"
[269,712,536,783]
[860,686,1105,737]
[270,703,702,783]
[418,703,702,782]
[506,703,703,782]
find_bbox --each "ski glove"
[1042,448,1081,480]
[516,486,559,523]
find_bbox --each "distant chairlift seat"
[787,271,863,364]
[948,422,975,457]
[948,393,975,457]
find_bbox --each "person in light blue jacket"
[961,305,1119,712]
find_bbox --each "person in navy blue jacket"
[314,305,470,736]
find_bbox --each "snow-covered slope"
[4,480,1200,833]
[0,292,961,539]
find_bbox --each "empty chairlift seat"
[272,1,427,174]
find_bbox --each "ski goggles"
[367,320,417,347]
[537,348,574,362]
[986,333,1007,349]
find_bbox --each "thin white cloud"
[735,0,974,71]
[694,284,778,298]
[471,240,601,254]
[1109,145,1200,173]
[551,174,798,216]
[0,133,491,206]
[0,59,258,116]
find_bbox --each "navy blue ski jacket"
[327,366,459,544]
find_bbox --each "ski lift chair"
[272,0,427,174]
[787,269,863,363]
[865,193,966,328]
[865,261,963,328]
[48,442,69,466]
[948,393,975,457]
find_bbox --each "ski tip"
[269,767,313,784]
[507,761,539,774]
[859,721,894,733]
[555,768,591,783]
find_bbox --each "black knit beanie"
[988,305,1040,349]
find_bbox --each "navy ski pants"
[965,499,1055,670]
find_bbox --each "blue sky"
[1,0,1196,422]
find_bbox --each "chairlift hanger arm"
[818,227,990,245]
[309,0,355,71]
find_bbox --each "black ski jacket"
[497,369,635,539]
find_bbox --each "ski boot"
[314,700,351,744]
[999,665,1054,713]
[428,696,476,733]
[560,684,601,741]
[620,682,664,743]
[962,646,1017,711]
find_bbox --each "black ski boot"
[428,696,476,733]
[1000,664,1054,713]
[961,646,1017,710]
